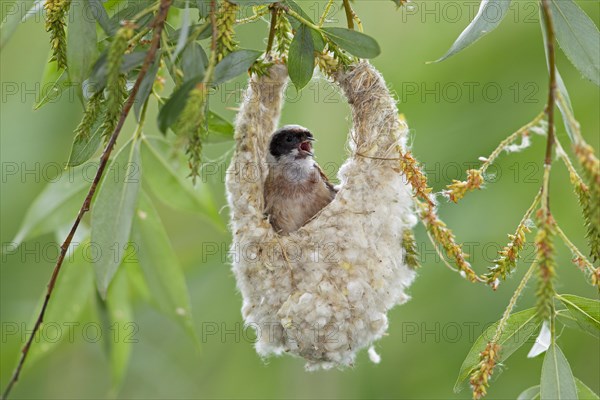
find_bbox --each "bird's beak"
[298,140,314,156]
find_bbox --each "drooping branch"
[541,0,557,206]
[342,0,355,30]
[0,1,173,398]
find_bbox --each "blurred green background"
[1,1,599,398]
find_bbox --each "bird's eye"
[286,136,293,142]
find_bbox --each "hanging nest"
[226,61,417,370]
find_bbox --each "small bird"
[264,125,337,235]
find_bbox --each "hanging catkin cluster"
[226,61,417,370]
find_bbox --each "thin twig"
[342,0,354,30]
[0,1,172,398]
[235,5,269,24]
[555,224,595,275]
[319,0,336,26]
[541,0,557,213]
[266,6,277,54]
[479,111,546,174]
[493,258,538,343]
[554,136,586,186]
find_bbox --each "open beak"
[298,140,314,156]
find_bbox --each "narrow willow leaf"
[172,0,191,62]
[140,137,223,228]
[517,386,541,400]
[454,308,540,393]
[322,27,381,59]
[205,111,234,143]
[556,309,580,330]
[134,53,160,121]
[288,24,315,90]
[540,344,578,400]
[126,260,151,303]
[88,0,115,35]
[91,139,142,298]
[33,59,69,110]
[435,0,512,62]
[168,23,212,43]
[110,1,154,28]
[26,242,95,367]
[88,51,147,92]
[557,294,600,338]
[576,378,600,400]
[131,192,200,346]
[67,0,98,102]
[10,166,89,247]
[106,266,134,390]
[180,42,208,79]
[549,0,600,86]
[196,0,211,17]
[157,75,203,133]
[0,0,39,50]
[540,7,576,143]
[213,49,262,85]
[284,0,325,51]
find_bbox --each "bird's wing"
[315,164,338,194]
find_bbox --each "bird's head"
[269,125,315,160]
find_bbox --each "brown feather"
[264,161,336,235]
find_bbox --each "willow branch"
[541,0,557,214]
[342,0,355,30]
[0,1,172,398]
[266,6,277,54]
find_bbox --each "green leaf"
[10,165,89,247]
[172,0,191,61]
[576,378,600,400]
[157,75,203,133]
[213,49,262,85]
[517,386,541,400]
[106,265,134,390]
[556,294,600,338]
[283,0,325,51]
[0,0,39,50]
[540,343,578,400]
[195,0,211,17]
[27,241,95,367]
[435,0,512,62]
[556,309,580,330]
[88,51,147,92]
[540,7,577,143]
[168,23,212,43]
[549,0,600,86]
[131,191,199,346]
[33,59,69,110]
[322,27,381,59]
[89,0,115,35]
[206,111,234,142]
[91,138,142,298]
[180,42,208,79]
[288,24,315,90]
[134,53,160,121]
[67,0,99,102]
[140,137,223,228]
[110,1,154,29]
[454,308,540,393]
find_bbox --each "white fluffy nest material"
[226,61,417,370]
